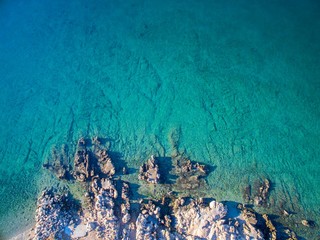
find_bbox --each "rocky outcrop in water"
[33,138,300,240]
[241,178,271,207]
[45,137,116,182]
[174,158,207,190]
[73,138,92,181]
[94,147,115,177]
[138,155,160,184]
[254,179,270,207]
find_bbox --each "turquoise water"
[1,0,320,238]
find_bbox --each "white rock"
[209,200,217,209]
[72,224,87,238]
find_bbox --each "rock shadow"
[127,182,147,223]
[129,182,146,201]
[156,156,178,184]
[203,162,216,176]
[221,201,241,218]
[81,137,113,148]
[107,151,132,176]
[254,212,306,240]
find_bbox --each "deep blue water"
[0,0,320,238]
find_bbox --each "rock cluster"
[135,200,177,240]
[120,182,134,240]
[176,159,206,175]
[284,228,298,240]
[94,147,115,177]
[136,201,161,239]
[34,138,301,240]
[45,137,116,182]
[121,182,131,224]
[73,138,92,181]
[175,158,207,190]
[138,155,160,184]
[262,214,277,240]
[34,189,76,240]
[92,178,119,239]
[238,204,258,226]
[34,189,272,240]
[174,199,264,240]
[254,179,270,207]
[242,179,271,207]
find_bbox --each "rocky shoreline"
[21,137,313,239]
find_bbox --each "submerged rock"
[43,145,70,180]
[284,228,298,240]
[242,185,251,203]
[254,179,270,207]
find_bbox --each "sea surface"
[0,0,320,238]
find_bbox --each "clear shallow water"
[0,0,320,238]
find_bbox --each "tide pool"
[0,0,320,238]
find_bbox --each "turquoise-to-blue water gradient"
[1,0,320,238]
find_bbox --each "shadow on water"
[108,151,137,175]
[81,137,114,148]
[156,156,178,184]
[195,160,217,181]
[203,163,216,176]
[127,182,147,222]
[64,192,81,214]
[254,212,307,240]
[221,201,241,218]
[129,182,146,200]
[95,137,114,146]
